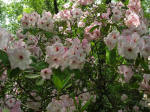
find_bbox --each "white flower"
[71,8,83,18]
[78,21,85,27]
[119,43,138,59]
[121,94,128,101]
[138,36,150,58]
[46,42,65,56]
[125,11,140,28]
[118,65,134,83]
[46,42,65,68]
[136,21,148,35]
[118,110,123,112]
[104,30,120,50]
[37,11,54,32]
[7,48,32,70]
[112,7,123,21]
[118,33,139,59]
[5,95,16,108]
[46,95,75,112]
[133,105,139,112]
[40,68,52,79]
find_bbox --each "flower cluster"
[46,92,96,112]
[46,95,76,112]
[84,21,101,41]
[0,95,22,112]
[111,2,124,21]
[46,38,91,71]
[104,0,149,60]
[0,0,150,111]
[139,74,150,94]
[7,40,32,70]
[21,11,54,31]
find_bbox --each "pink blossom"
[118,65,134,83]
[104,30,120,50]
[128,0,141,13]
[84,21,101,41]
[40,68,52,79]
[10,101,22,112]
[78,0,94,5]
[78,21,85,27]
[125,11,140,28]
[112,7,123,21]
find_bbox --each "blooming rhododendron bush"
[0,0,150,111]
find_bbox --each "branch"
[106,0,111,4]
[16,80,37,102]
[54,0,59,14]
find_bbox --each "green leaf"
[31,61,49,71]
[36,78,45,86]
[81,97,93,112]
[62,74,72,89]
[17,14,22,21]
[23,7,34,13]
[106,48,116,65]
[2,108,10,112]
[25,74,40,79]
[0,50,9,66]
[89,25,99,32]
[8,68,21,78]
[137,57,150,73]
[52,75,63,90]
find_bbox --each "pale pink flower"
[21,13,30,28]
[26,34,38,45]
[112,7,123,21]
[138,36,150,58]
[71,8,83,18]
[133,105,139,112]
[101,8,111,19]
[82,39,91,54]
[37,11,54,31]
[104,30,120,50]
[78,0,94,5]
[136,21,148,35]
[47,95,75,112]
[118,65,134,83]
[128,0,141,13]
[7,47,32,70]
[40,68,52,79]
[21,12,40,28]
[125,11,140,28]
[139,74,150,94]
[46,42,65,68]
[5,95,16,108]
[84,21,101,41]
[54,10,72,21]
[121,94,128,101]
[0,70,7,82]
[28,46,42,57]
[118,110,123,112]
[16,29,25,39]
[10,101,22,112]
[78,21,85,27]
[118,32,139,59]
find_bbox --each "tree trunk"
[54,0,58,14]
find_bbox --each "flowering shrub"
[0,0,150,112]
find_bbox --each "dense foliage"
[0,0,150,112]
